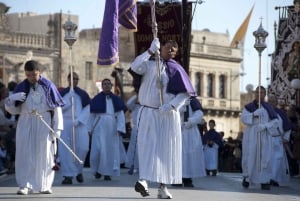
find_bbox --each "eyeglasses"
[73,78,79,81]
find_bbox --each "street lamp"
[253,20,268,172]
[62,14,77,157]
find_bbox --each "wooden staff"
[149,0,163,106]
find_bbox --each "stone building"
[0,2,247,138]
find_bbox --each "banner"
[134,2,192,66]
[97,0,137,67]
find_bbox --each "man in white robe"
[5,60,64,195]
[125,94,140,174]
[178,96,206,187]
[58,72,91,184]
[268,95,291,187]
[130,38,196,199]
[87,78,126,181]
[241,86,278,190]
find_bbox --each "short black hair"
[24,60,40,71]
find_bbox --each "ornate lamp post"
[253,20,268,172]
[253,21,268,103]
[63,14,77,156]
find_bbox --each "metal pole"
[150,0,163,106]
[257,52,262,172]
[31,110,83,164]
[69,46,76,158]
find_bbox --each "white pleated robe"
[58,92,90,177]
[87,97,126,176]
[271,114,291,186]
[180,104,206,178]
[131,51,189,184]
[5,85,63,192]
[241,106,277,185]
[125,95,140,170]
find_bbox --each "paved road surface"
[0,168,300,201]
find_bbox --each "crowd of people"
[0,37,300,198]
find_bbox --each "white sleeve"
[241,108,254,126]
[4,97,21,115]
[52,107,63,131]
[169,93,189,110]
[116,110,126,134]
[188,109,203,126]
[130,51,151,75]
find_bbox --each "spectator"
[202,119,223,176]
[0,135,8,175]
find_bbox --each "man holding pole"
[130,38,195,199]
[240,86,278,190]
[58,72,91,185]
[5,60,64,195]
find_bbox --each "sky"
[0,0,294,92]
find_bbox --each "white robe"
[5,85,63,192]
[241,106,277,185]
[203,143,219,170]
[87,96,126,176]
[125,95,140,169]
[271,114,291,186]
[58,91,90,177]
[131,51,189,184]
[180,104,206,178]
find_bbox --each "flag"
[97,0,137,67]
[230,4,254,48]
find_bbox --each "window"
[85,61,93,80]
[195,72,202,96]
[219,74,226,99]
[207,73,214,97]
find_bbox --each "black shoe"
[171,183,183,187]
[212,170,217,176]
[95,172,102,179]
[183,182,194,187]
[76,173,84,183]
[62,177,72,185]
[135,181,150,197]
[183,178,194,187]
[270,179,279,187]
[261,183,271,190]
[242,178,249,188]
[104,175,111,181]
[206,170,210,176]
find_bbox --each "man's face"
[101,80,112,93]
[255,88,266,102]
[68,74,79,87]
[161,42,178,60]
[25,70,40,84]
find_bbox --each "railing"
[0,32,49,48]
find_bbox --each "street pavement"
[0,168,300,201]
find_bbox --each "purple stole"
[14,76,64,108]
